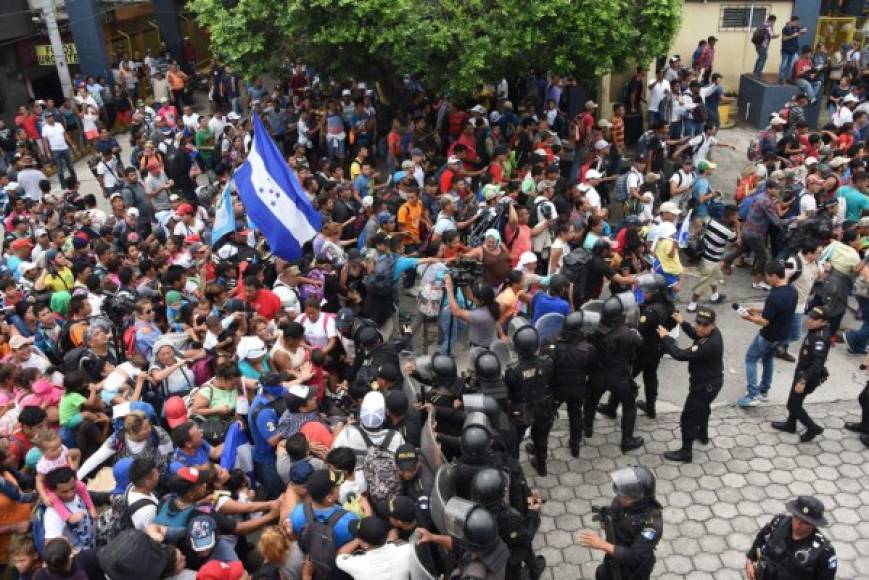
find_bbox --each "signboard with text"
[35,43,78,66]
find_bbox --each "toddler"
[33,430,96,522]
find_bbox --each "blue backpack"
[738,193,759,221]
[31,503,48,558]
[365,253,397,297]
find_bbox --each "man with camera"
[578,466,663,580]
[745,496,837,580]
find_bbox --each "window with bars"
[720,5,768,30]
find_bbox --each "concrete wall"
[670,1,794,91]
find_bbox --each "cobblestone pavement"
[526,400,869,579]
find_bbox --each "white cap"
[226,112,241,121]
[360,391,385,429]
[769,115,786,126]
[585,169,603,180]
[126,207,140,217]
[470,105,487,114]
[593,139,610,151]
[655,221,678,239]
[236,335,267,360]
[357,82,367,90]
[4,182,19,191]
[362,196,374,209]
[518,251,538,268]
[288,385,313,400]
[659,201,682,215]
[217,245,239,260]
[490,111,502,123]
[597,119,613,129]
[804,156,819,165]
[341,89,351,96]
[830,156,851,168]
[447,155,461,165]
[843,94,860,104]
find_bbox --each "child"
[257,525,305,580]
[33,430,96,522]
[9,534,41,580]
[58,370,110,464]
[640,191,655,223]
[325,446,367,516]
[0,449,35,503]
[308,348,327,404]
[97,362,146,406]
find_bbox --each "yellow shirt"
[654,238,683,276]
[350,159,363,181]
[44,267,74,293]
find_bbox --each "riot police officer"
[544,311,598,457]
[657,307,724,463]
[471,351,510,410]
[504,326,554,475]
[472,468,546,580]
[772,306,831,442]
[585,295,644,452]
[578,466,663,580]
[746,496,837,580]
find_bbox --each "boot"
[529,454,548,476]
[597,404,617,419]
[861,434,869,448]
[800,425,824,442]
[697,427,709,445]
[637,400,656,419]
[663,448,693,463]
[569,439,581,458]
[528,556,546,580]
[771,421,796,433]
[844,422,868,433]
[583,425,593,438]
[620,436,644,452]
[525,442,537,456]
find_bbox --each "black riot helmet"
[562,311,585,338]
[471,468,506,506]
[637,273,670,303]
[610,466,656,501]
[460,425,492,459]
[431,353,458,384]
[512,325,540,357]
[463,505,499,551]
[474,351,501,380]
[601,295,626,325]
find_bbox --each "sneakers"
[710,293,727,304]
[757,391,770,402]
[844,422,868,433]
[737,394,759,407]
[774,350,796,362]
[752,281,772,291]
[686,302,698,313]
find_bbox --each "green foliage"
[189,0,681,98]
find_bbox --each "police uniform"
[747,497,837,580]
[634,298,676,417]
[660,307,723,461]
[504,354,553,464]
[545,333,597,454]
[774,307,831,441]
[597,497,664,580]
[585,323,643,449]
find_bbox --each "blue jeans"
[754,45,768,76]
[648,110,660,128]
[845,296,869,353]
[779,52,798,82]
[707,108,720,129]
[438,309,466,355]
[51,149,76,188]
[783,313,804,350]
[669,121,683,140]
[253,460,284,500]
[794,79,815,101]
[683,118,701,137]
[746,334,777,397]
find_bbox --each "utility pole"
[30,0,74,98]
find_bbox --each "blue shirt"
[169,442,212,474]
[530,293,570,324]
[692,176,712,218]
[353,174,370,198]
[290,504,359,548]
[249,393,280,463]
[781,25,800,54]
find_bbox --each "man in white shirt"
[336,516,412,580]
[647,69,671,128]
[531,180,558,256]
[664,56,681,82]
[832,94,858,127]
[669,157,695,206]
[331,392,405,455]
[673,124,735,166]
[125,457,160,530]
[15,157,47,202]
[625,156,646,204]
[799,175,822,216]
[578,169,603,213]
[41,115,77,188]
[272,266,302,317]
[181,105,200,133]
[208,111,227,141]
[95,149,122,197]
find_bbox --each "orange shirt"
[167,70,188,91]
[397,200,423,243]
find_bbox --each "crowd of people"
[0,26,864,579]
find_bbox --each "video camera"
[447,258,483,287]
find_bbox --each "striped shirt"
[701,219,737,262]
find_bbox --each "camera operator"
[444,275,502,346]
[578,466,663,580]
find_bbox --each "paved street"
[527,400,869,579]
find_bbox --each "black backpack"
[299,503,347,580]
[365,253,397,297]
[111,490,158,537]
[751,26,766,46]
[561,248,593,302]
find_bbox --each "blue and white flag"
[210,179,236,247]
[676,209,693,249]
[233,115,322,261]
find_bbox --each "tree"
[189,0,681,101]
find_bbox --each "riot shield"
[534,312,565,340]
[615,291,640,328]
[489,339,515,369]
[402,376,419,407]
[409,532,438,580]
[429,464,456,534]
[506,316,531,339]
[420,411,445,469]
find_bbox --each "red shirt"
[793,58,813,79]
[505,223,531,267]
[247,289,282,320]
[448,111,469,139]
[15,114,39,140]
[440,167,456,195]
[489,163,504,185]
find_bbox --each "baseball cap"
[659,201,682,215]
[697,160,716,172]
[188,513,217,553]
[804,156,819,166]
[196,561,244,580]
[695,308,716,325]
[518,251,538,268]
[394,443,420,470]
[361,196,374,209]
[410,148,424,157]
[306,469,344,499]
[168,466,208,496]
[44,249,60,264]
[9,335,33,350]
[384,389,409,415]
[584,169,603,181]
[341,89,351,96]
[597,118,613,129]
[859,216,869,228]
[593,139,610,151]
[375,363,401,383]
[360,391,386,429]
[537,180,556,192]
[226,111,241,121]
[289,460,315,484]
[176,203,195,216]
[4,181,19,192]
[9,238,33,250]
[378,211,396,225]
[386,495,417,523]
[126,207,140,218]
[349,516,390,546]
[164,395,188,429]
[447,155,461,165]
[584,100,598,110]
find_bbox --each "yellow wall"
[670,1,794,92]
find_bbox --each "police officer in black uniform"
[578,465,663,580]
[472,468,546,580]
[504,326,554,475]
[543,311,598,457]
[472,351,510,411]
[657,307,724,463]
[746,496,837,580]
[844,379,869,448]
[585,296,644,452]
[772,306,832,442]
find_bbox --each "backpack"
[365,253,398,297]
[786,252,804,284]
[614,172,632,202]
[152,496,208,533]
[738,193,759,221]
[561,248,593,302]
[298,503,347,580]
[123,322,142,360]
[357,428,402,503]
[691,97,708,122]
[31,503,48,558]
[635,130,655,158]
[98,491,158,546]
[417,265,445,319]
[751,26,767,46]
[299,268,326,302]
[658,92,674,124]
